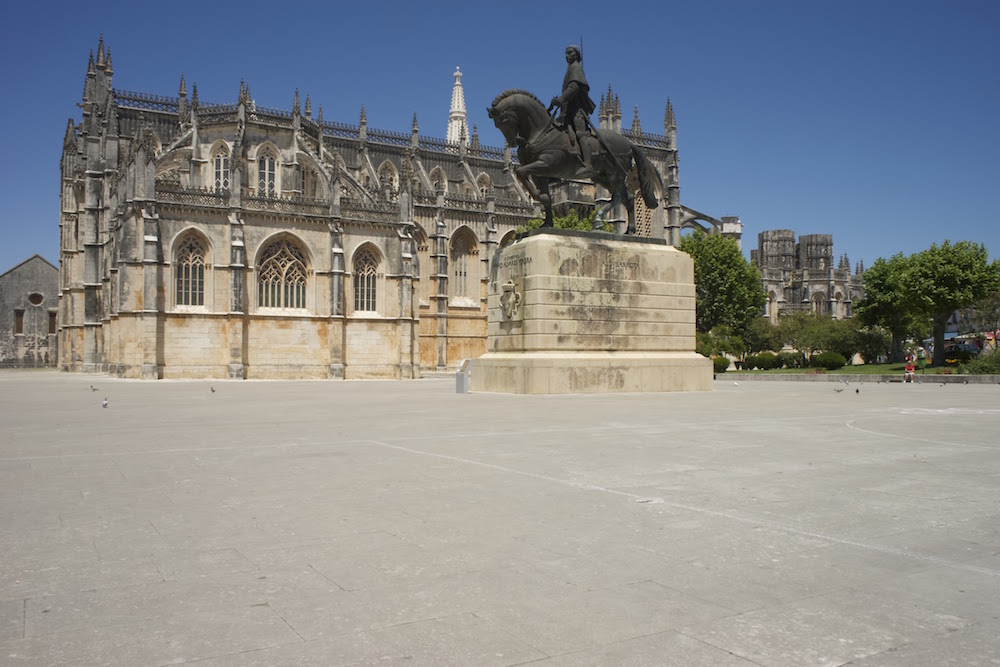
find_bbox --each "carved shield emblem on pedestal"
[499,279,522,320]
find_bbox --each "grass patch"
[730,363,956,376]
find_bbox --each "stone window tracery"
[477,174,491,197]
[257,238,307,309]
[450,229,479,300]
[213,149,230,193]
[258,148,277,197]
[353,247,380,313]
[429,167,446,194]
[299,164,318,198]
[175,235,206,306]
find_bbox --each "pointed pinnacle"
[96,35,105,67]
[179,74,186,96]
[87,51,95,75]
[412,113,418,131]
[360,104,366,123]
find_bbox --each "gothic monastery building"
[58,38,741,379]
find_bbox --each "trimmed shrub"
[959,349,1000,375]
[743,354,758,370]
[810,351,847,370]
[756,351,781,370]
[712,356,730,373]
[779,351,806,369]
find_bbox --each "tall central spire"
[447,67,468,146]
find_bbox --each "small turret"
[178,74,187,121]
[304,93,311,119]
[631,106,642,136]
[664,99,676,151]
[293,89,300,116]
[411,113,419,149]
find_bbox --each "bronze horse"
[487,89,662,234]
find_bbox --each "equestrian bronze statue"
[487,48,662,235]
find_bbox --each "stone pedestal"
[470,229,712,394]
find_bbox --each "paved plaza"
[1,370,998,666]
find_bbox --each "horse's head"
[487,89,548,148]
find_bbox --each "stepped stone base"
[470,229,712,394]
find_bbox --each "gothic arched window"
[299,164,318,198]
[353,246,380,313]
[175,235,207,306]
[450,229,479,300]
[213,149,230,193]
[429,167,446,194]
[477,173,491,197]
[257,238,307,309]
[258,148,277,197]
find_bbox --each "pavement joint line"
[845,419,999,450]
[363,439,1000,580]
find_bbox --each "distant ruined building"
[751,230,865,323]
[58,38,741,379]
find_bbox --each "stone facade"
[0,255,59,367]
[58,38,737,380]
[751,230,865,323]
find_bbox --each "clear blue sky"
[2,0,997,274]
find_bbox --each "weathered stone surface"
[472,230,711,393]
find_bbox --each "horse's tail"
[630,143,663,208]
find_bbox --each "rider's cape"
[563,61,596,115]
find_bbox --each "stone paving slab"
[0,370,998,665]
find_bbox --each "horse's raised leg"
[516,164,555,227]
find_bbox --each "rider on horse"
[550,45,598,171]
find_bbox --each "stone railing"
[157,185,229,208]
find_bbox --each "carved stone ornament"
[500,279,522,320]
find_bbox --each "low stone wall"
[725,372,1000,384]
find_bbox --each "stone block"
[471,230,711,394]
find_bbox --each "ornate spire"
[447,67,469,146]
[293,89,300,115]
[665,98,675,129]
[412,113,419,132]
[96,35,105,68]
[87,50,95,76]
[179,74,186,97]
[304,94,311,118]
[360,104,366,124]
[191,84,199,109]
[631,106,642,135]
[316,105,322,127]
[63,118,78,152]
[470,123,481,153]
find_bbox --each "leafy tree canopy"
[907,241,999,365]
[679,231,766,334]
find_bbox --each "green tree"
[776,311,826,359]
[908,241,1000,366]
[743,317,781,360]
[854,253,923,362]
[958,291,1000,345]
[679,231,766,334]
[519,209,612,234]
[821,317,860,363]
[854,326,891,364]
